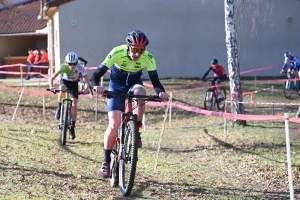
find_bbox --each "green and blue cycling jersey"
[91,44,165,95]
[91,44,165,112]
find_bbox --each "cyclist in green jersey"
[91,30,169,178]
[49,52,91,140]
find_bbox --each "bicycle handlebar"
[46,89,85,95]
[102,90,162,102]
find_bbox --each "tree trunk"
[224,0,246,126]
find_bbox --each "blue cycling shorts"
[107,82,146,112]
[212,75,227,85]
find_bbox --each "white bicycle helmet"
[65,52,78,63]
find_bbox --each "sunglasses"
[68,62,77,66]
[130,47,145,54]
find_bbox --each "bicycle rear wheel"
[110,137,119,187]
[61,103,69,145]
[119,119,137,196]
[217,87,226,111]
[204,90,213,110]
[283,80,294,99]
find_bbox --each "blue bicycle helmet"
[284,52,292,57]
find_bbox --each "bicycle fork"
[58,98,73,130]
[286,79,299,89]
[118,113,137,164]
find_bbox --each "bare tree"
[224,0,246,126]
[224,0,274,126]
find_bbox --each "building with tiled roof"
[0,0,48,78]
[1,0,300,79]
[0,0,47,34]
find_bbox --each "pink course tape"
[0,85,299,122]
[1,63,298,122]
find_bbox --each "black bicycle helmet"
[126,30,149,47]
[211,59,218,65]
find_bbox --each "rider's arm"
[281,57,289,71]
[202,68,212,80]
[282,63,287,71]
[49,64,66,88]
[83,75,91,89]
[90,64,108,87]
[292,56,298,68]
[49,72,59,89]
[148,71,165,95]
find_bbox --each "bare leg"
[104,110,122,150]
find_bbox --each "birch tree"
[224,0,274,126]
[224,0,246,126]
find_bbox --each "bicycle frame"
[59,92,73,130]
[282,71,300,99]
[204,84,226,111]
[104,90,161,196]
[47,89,78,145]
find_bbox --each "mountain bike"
[203,84,226,111]
[282,71,300,99]
[102,90,161,196]
[47,89,82,145]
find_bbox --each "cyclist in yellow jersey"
[49,52,90,140]
[91,30,169,178]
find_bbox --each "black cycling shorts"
[60,79,79,99]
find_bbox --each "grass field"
[0,77,300,199]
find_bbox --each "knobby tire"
[61,103,69,145]
[283,80,294,99]
[204,89,213,110]
[110,133,120,187]
[217,87,226,111]
[119,119,137,196]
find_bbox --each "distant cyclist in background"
[78,57,88,66]
[49,52,91,140]
[77,57,94,95]
[280,52,299,78]
[202,58,227,99]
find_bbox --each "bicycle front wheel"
[110,138,119,187]
[204,90,213,110]
[217,87,226,111]
[283,80,294,99]
[61,103,69,145]
[119,119,137,196]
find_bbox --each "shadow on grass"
[202,128,300,167]
[0,162,106,184]
[132,178,297,199]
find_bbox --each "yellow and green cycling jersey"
[91,44,165,96]
[101,44,158,86]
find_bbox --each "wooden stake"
[154,98,171,172]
